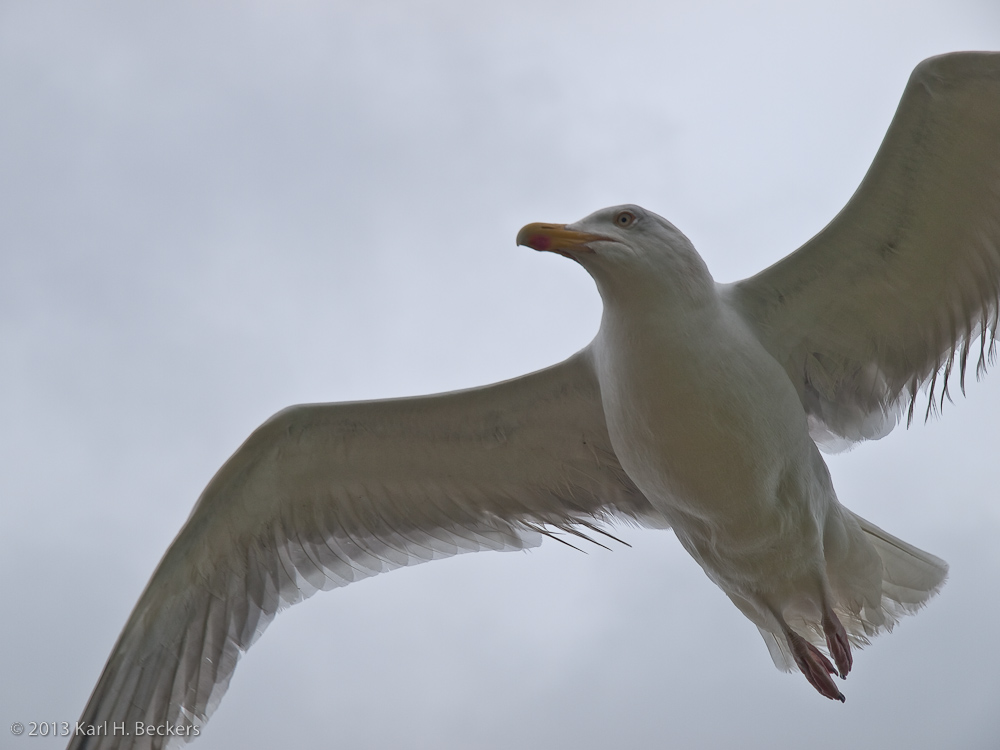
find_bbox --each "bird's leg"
[784,627,845,702]
[822,606,852,679]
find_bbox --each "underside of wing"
[69,347,658,750]
[730,52,1000,450]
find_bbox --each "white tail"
[850,512,949,626]
[759,511,947,672]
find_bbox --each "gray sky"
[3,1,1000,748]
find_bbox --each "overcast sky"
[3,2,1000,748]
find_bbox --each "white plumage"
[70,51,1000,748]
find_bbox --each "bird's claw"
[823,611,853,680]
[787,629,846,702]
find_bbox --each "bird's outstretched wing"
[69,348,656,750]
[729,52,1000,450]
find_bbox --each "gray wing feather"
[730,52,1000,449]
[68,347,656,750]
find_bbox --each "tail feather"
[759,511,947,673]
[851,512,948,624]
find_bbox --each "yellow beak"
[515,223,608,258]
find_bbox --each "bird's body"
[70,51,999,748]
[592,229,818,576]
[522,207,932,698]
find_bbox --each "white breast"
[591,295,830,577]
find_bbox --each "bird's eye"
[615,210,636,227]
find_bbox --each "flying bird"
[70,51,1000,748]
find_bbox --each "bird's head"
[516,204,714,305]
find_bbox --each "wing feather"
[69,347,656,750]
[729,52,1000,449]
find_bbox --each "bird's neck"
[595,262,720,338]
[597,283,723,364]
[590,244,717,314]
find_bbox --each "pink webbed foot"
[786,629,845,702]
[823,609,853,679]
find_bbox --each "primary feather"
[69,351,656,749]
[731,52,1000,449]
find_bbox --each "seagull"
[71,51,1000,748]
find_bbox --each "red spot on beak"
[527,234,551,251]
